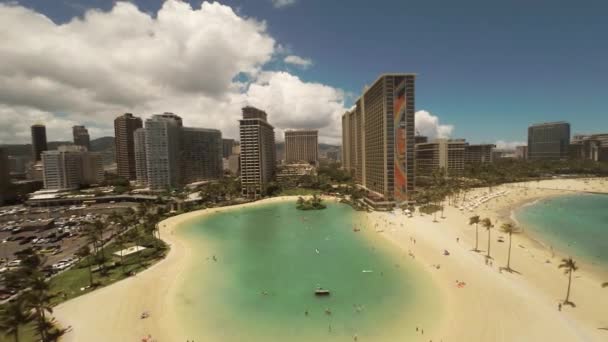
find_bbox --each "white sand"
[365,177,608,341]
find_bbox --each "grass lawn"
[49,239,168,306]
[278,188,321,196]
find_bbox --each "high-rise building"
[284,130,319,165]
[415,135,428,145]
[515,146,528,160]
[41,145,102,190]
[527,122,570,160]
[181,128,223,183]
[133,128,147,186]
[31,124,48,162]
[145,113,182,191]
[239,106,276,197]
[415,139,466,178]
[222,139,235,158]
[72,125,91,150]
[341,74,415,207]
[114,113,143,180]
[0,148,10,205]
[465,144,495,164]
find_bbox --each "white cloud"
[284,55,313,68]
[495,140,526,150]
[0,1,346,144]
[271,0,297,8]
[415,110,454,139]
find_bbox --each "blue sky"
[4,0,608,145]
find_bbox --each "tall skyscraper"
[284,130,319,165]
[145,113,182,191]
[222,139,235,158]
[239,106,276,197]
[342,74,415,207]
[133,128,147,186]
[41,145,103,190]
[0,148,10,205]
[528,122,570,160]
[181,128,223,183]
[114,113,143,180]
[31,124,48,161]
[72,125,91,150]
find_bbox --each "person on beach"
[558,303,562,311]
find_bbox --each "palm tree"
[469,215,481,251]
[75,245,94,287]
[481,218,493,258]
[500,223,518,271]
[558,257,578,305]
[114,234,129,274]
[0,299,31,342]
[24,279,53,341]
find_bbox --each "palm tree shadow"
[499,266,522,275]
[598,327,608,331]
[563,301,577,308]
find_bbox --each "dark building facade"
[31,124,48,162]
[527,122,570,160]
[222,138,235,158]
[72,125,91,150]
[465,144,495,164]
[239,106,276,197]
[114,113,143,180]
[181,128,223,183]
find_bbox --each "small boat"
[362,270,373,273]
[315,288,330,296]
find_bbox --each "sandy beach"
[364,177,608,341]
[54,179,608,341]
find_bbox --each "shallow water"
[516,193,608,271]
[174,201,439,341]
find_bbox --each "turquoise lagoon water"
[173,202,439,341]
[516,193,608,271]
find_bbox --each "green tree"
[0,298,32,342]
[24,275,53,341]
[469,215,481,252]
[558,257,578,305]
[500,223,519,271]
[75,245,94,287]
[481,218,494,258]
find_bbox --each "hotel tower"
[341,74,416,207]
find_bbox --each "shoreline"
[366,177,608,341]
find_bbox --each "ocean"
[173,201,439,341]
[515,193,608,271]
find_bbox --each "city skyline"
[1,0,606,147]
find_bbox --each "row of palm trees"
[468,215,590,306]
[0,251,57,341]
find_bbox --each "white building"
[134,128,147,186]
[41,145,103,190]
[145,113,182,191]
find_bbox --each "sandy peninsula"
[54,179,608,341]
[365,177,608,342]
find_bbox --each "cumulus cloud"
[284,55,313,68]
[415,110,454,139]
[0,1,345,144]
[271,0,297,8]
[495,140,526,150]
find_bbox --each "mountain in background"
[1,137,116,165]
